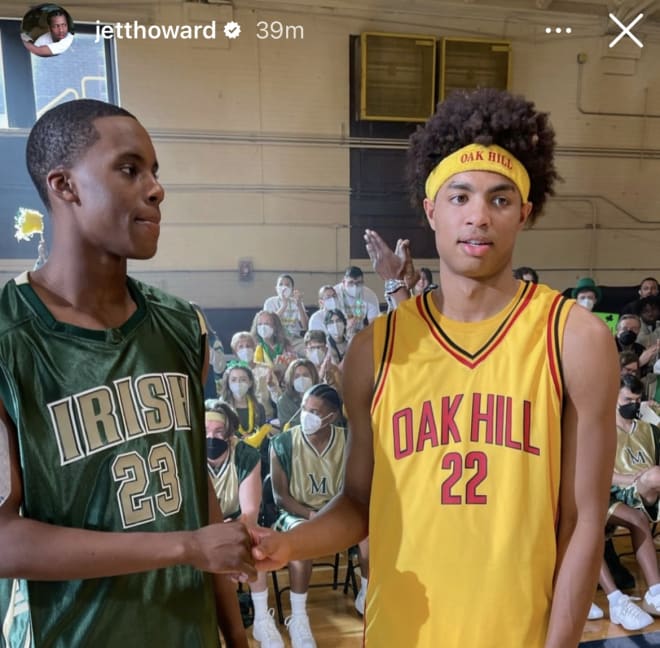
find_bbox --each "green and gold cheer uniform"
[208,438,260,519]
[610,419,660,520]
[270,424,346,530]
[0,273,219,648]
[368,282,570,647]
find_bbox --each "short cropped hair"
[26,99,135,209]
[620,374,643,395]
[513,266,539,283]
[407,88,558,224]
[344,266,364,280]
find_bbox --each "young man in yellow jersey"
[252,88,619,647]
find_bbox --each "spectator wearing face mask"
[586,379,660,630]
[308,285,342,333]
[303,330,342,394]
[621,277,659,317]
[250,310,297,369]
[219,363,267,442]
[205,401,285,647]
[264,274,308,352]
[616,314,659,369]
[334,266,380,335]
[230,331,281,421]
[571,277,601,312]
[269,384,352,648]
[324,309,350,365]
[277,359,320,431]
[636,295,660,349]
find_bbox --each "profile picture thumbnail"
[20,3,75,58]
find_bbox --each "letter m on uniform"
[308,474,328,495]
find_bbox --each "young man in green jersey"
[0,99,254,647]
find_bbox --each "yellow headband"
[424,144,531,203]
[205,411,226,424]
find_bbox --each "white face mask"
[323,297,336,311]
[257,324,274,340]
[229,382,249,398]
[236,347,254,363]
[306,348,325,366]
[577,296,595,311]
[327,323,344,339]
[293,375,313,394]
[300,410,326,435]
[345,284,359,298]
[277,285,292,299]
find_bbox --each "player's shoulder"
[130,277,196,318]
[564,299,614,347]
[0,274,36,337]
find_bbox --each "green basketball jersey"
[0,273,219,648]
[271,425,346,511]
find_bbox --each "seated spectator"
[251,311,297,368]
[334,266,380,334]
[269,384,348,648]
[308,285,340,333]
[230,331,281,421]
[413,267,438,295]
[205,401,284,647]
[571,277,601,312]
[219,362,268,445]
[621,277,659,317]
[593,375,660,623]
[513,266,539,283]
[636,295,660,348]
[303,330,342,394]
[616,314,658,369]
[263,274,308,352]
[277,359,319,430]
[620,350,641,378]
[324,309,350,365]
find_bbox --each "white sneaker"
[610,595,654,631]
[284,614,317,648]
[355,585,366,616]
[643,589,660,616]
[252,609,284,648]
[587,602,604,620]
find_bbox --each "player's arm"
[237,462,262,527]
[208,479,249,648]
[0,398,255,581]
[545,306,618,648]
[21,40,55,57]
[252,326,374,569]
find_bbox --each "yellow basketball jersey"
[368,282,570,648]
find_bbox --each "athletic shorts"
[609,484,660,522]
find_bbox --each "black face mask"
[207,437,229,460]
[618,330,637,346]
[618,402,640,420]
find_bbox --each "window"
[0,34,7,128]
[0,19,118,259]
[31,31,111,117]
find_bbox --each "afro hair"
[407,88,559,225]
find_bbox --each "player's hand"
[189,521,256,581]
[250,527,292,572]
